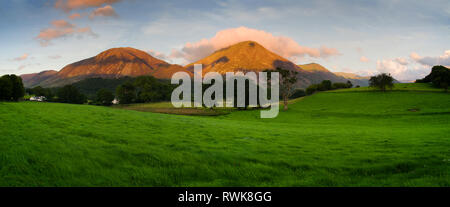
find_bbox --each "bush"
[289,89,306,99]
[306,84,318,95]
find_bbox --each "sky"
[0,0,449,81]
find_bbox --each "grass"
[0,83,449,186]
[331,83,445,92]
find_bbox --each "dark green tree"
[56,85,86,104]
[116,81,136,104]
[134,76,170,102]
[416,65,450,92]
[0,76,12,100]
[319,80,332,91]
[266,67,298,111]
[0,75,24,101]
[96,88,115,106]
[369,73,394,92]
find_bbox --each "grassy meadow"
[0,83,449,186]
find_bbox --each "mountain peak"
[94,47,165,64]
[298,63,330,72]
[186,40,291,74]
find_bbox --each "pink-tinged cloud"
[69,13,82,19]
[13,53,29,61]
[89,5,118,19]
[170,26,341,63]
[360,56,369,62]
[394,57,408,65]
[147,50,170,62]
[54,0,121,12]
[36,20,97,46]
[51,19,75,28]
[410,50,450,67]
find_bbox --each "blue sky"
[1,0,449,81]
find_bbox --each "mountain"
[21,70,58,88]
[334,72,370,87]
[185,41,350,88]
[22,47,190,88]
[297,63,349,85]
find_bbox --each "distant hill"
[334,72,370,87]
[21,70,58,88]
[21,47,191,88]
[297,63,349,85]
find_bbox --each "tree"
[346,80,353,88]
[416,65,450,92]
[369,73,394,92]
[31,86,53,99]
[0,75,24,101]
[8,75,25,101]
[96,89,115,106]
[134,76,171,102]
[267,67,298,111]
[116,81,136,104]
[319,80,332,91]
[0,76,12,100]
[56,85,86,104]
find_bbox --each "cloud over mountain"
[54,0,121,12]
[170,26,341,63]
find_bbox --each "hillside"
[1,83,449,186]
[21,70,58,88]
[21,47,191,88]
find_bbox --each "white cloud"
[410,50,450,67]
[377,59,408,76]
[376,58,429,81]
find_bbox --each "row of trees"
[116,76,174,104]
[0,75,25,101]
[306,80,353,95]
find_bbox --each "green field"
[0,83,449,186]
